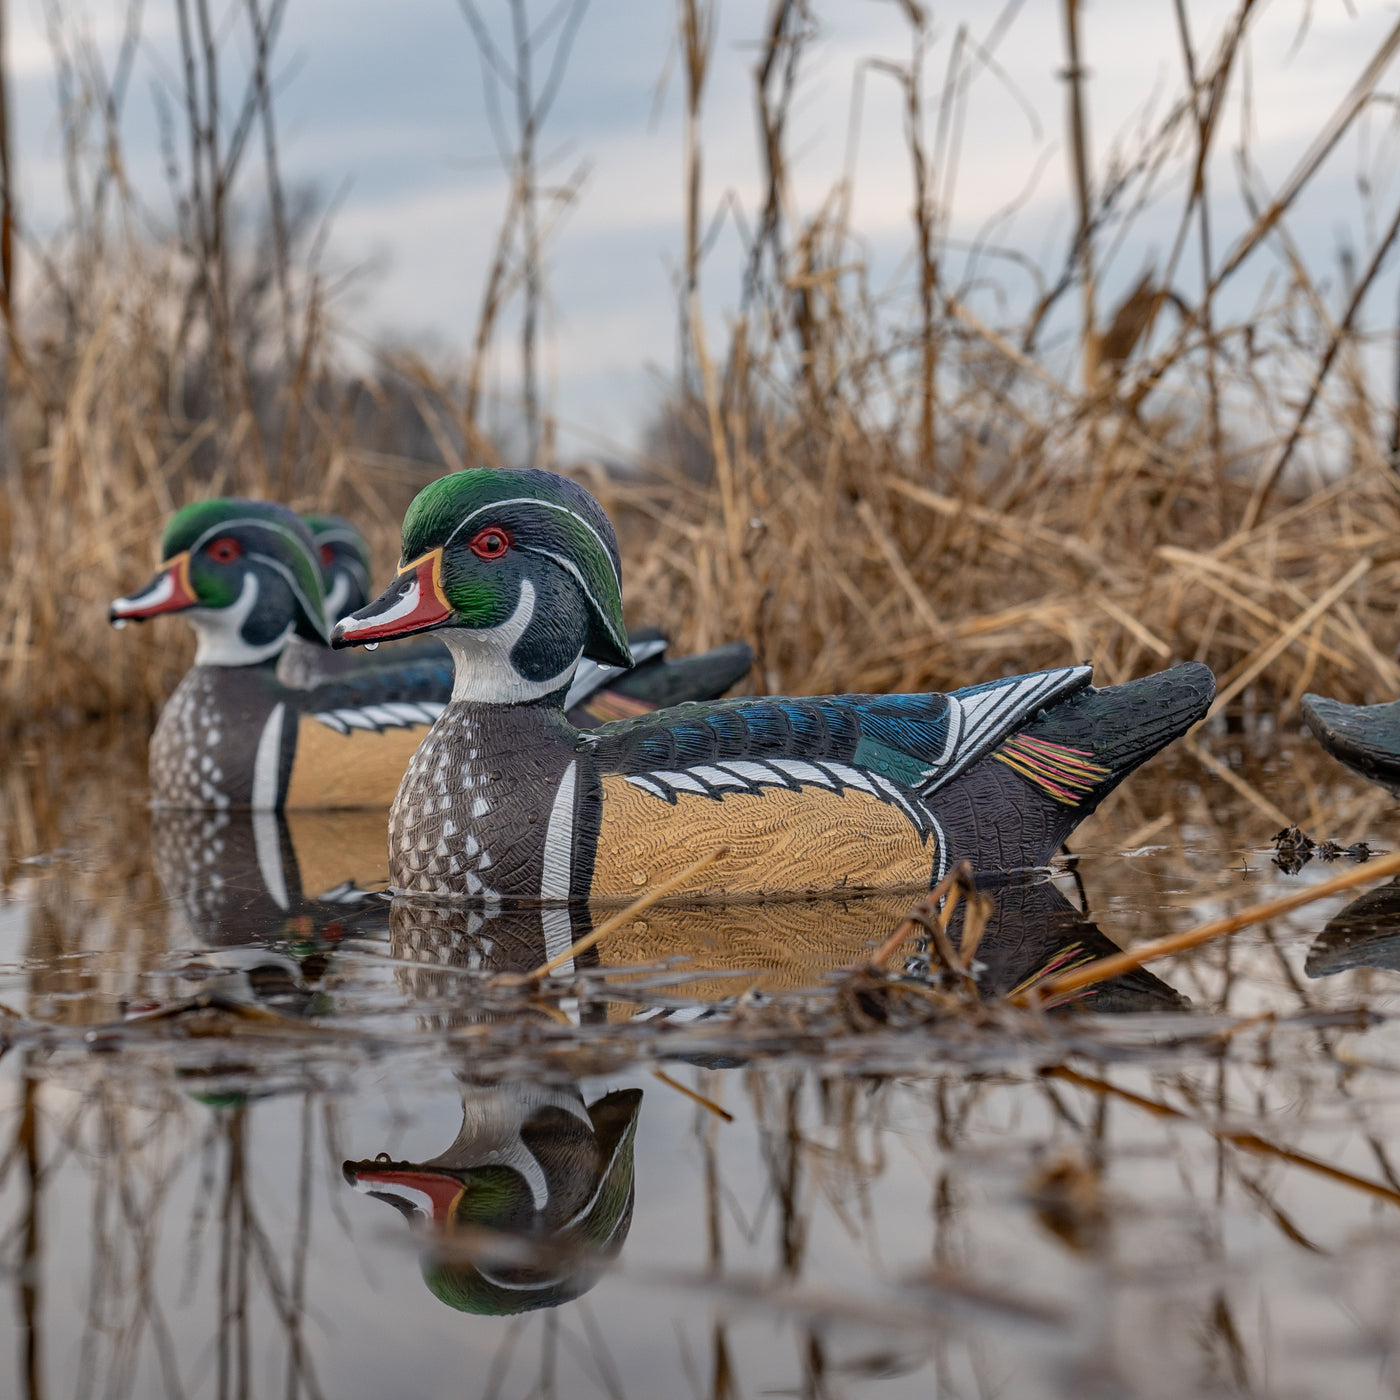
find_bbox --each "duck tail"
[942,662,1214,870]
[1300,694,1400,797]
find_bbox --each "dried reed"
[3,2,1400,733]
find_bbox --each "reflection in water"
[150,800,1186,1018]
[18,727,1400,1397]
[345,1082,642,1314]
[1308,875,1400,977]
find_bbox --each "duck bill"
[343,1160,465,1227]
[109,552,197,623]
[331,549,451,648]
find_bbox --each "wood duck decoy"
[1300,693,1400,797]
[330,467,1216,907]
[110,498,753,810]
[344,1083,641,1315]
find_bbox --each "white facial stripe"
[246,550,326,639]
[442,579,581,704]
[440,495,622,594]
[323,573,351,622]
[188,514,314,560]
[189,572,293,666]
[112,570,178,615]
[313,527,362,548]
[518,544,629,656]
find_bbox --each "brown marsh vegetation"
[2,0,1400,740]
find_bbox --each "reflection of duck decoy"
[386,873,1183,1013]
[152,805,390,947]
[150,804,390,1013]
[1301,694,1400,797]
[344,1083,641,1314]
[332,467,1214,900]
[1306,875,1400,977]
[110,498,754,809]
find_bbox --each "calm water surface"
[4,722,1400,1399]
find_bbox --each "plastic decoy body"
[331,468,1215,904]
[110,498,754,810]
[1300,693,1400,797]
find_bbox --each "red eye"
[319,544,335,566]
[207,536,242,564]
[469,526,511,560]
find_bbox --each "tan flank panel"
[285,808,390,893]
[283,715,429,810]
[591,774,935,901]
[594,893,923,1016]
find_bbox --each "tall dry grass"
[3,0,1400,730]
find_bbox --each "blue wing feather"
[585,666,1093,792]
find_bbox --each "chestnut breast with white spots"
[148,665,280,809]
[388,701,577,900]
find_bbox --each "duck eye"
[207,536,242,564]
[469,527,511,560]
[319,544,335,566]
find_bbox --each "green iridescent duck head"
[331,469,632,702]
[303,512,373,622]
[110,499,329,665]
[343,1085,641,1316]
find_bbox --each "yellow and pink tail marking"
[992,734,1111,805]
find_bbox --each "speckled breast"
[148,666,276,809]
[388,701,576,899]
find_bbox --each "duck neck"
[438,580,583,707]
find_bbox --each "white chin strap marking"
[190,572,293,667]
[323,572,351,624]
[443,580,581,704]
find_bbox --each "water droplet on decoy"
[112,618,128,630]
[364,641,379,651]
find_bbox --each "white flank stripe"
[361,705,401,728]
[252,808,289,909]
[825,762,878,795]
[333,708,377,731]
[653,770,708,794]
[312,712,348,734]
[541,907,576,980]
[717,761,776,785]
[252,704,285,812]
[541,762,577,902]
[929,813,949,882]
[626,776,669,801]
[869,773,921,822]
[691,765,746,788]
[770,759,834,788]
[385,702,431,725]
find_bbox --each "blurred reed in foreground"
[3,0,1400,729]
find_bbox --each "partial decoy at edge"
[1300,692,1400,797]
[109,497,754,811]
[331,466,1216,903]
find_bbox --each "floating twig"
[528,846,729,981]
[652,1067,734,1122]
[1021,847,1400,1003]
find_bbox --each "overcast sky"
[8,0,1400,454]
